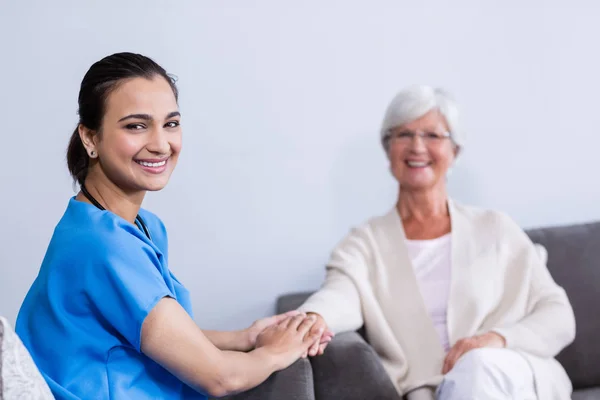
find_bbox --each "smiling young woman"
[15,52,320,400]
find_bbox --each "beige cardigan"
[299,200,576,399]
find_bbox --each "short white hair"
[380,85,463,151]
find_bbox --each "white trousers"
[436,348,537,400]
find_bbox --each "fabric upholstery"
[310,331,401,400]
[216,357,315,400]
[526,221,600,389]
[277,292,314,314]
[572,387,600,400]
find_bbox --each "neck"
[397,184,448,222]
[77,171,145,224]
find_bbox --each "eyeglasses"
[386,130,452,145]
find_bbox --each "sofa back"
[527,221,600,390]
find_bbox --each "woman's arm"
[141,298,319,398]
[297,228,369,334]
[202,311,301,351]
[297,228,371,357]
[492,246,576,358]
[491,217,576,358]
[201,330,250,352]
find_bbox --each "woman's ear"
[78,124,98,158]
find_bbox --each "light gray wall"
[1,0,599,330]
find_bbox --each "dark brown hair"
[67,52,179,185]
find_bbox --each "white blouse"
[405,233,452,352]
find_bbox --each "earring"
[90,150,97,158]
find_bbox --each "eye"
[126,123,146,130]
[165,120,180,128]
[425,132,442,140]
[397,132,413,139]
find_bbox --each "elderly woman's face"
[387,110,457,191]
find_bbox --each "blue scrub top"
[16,198,207,400]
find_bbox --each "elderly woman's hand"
[303,312,335,357]
[441,332,506,374]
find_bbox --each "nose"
[408,133,427,152]
[146,126,171,155]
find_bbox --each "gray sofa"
[223,220,600,400]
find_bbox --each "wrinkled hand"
[442,332,506,374]
[304,312,334,357]
[245,310,301,350]
[255,314,321,370]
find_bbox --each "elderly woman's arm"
[298,267,364,334]
[297,228,368,334]
[492,221,576,358]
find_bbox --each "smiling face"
[80,76,182,194]
[387,109,457,191]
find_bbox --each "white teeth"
[137,160,166,167]
[407,161,429,167]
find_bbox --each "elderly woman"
[298,85,576,400]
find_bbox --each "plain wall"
[1,0,599,330]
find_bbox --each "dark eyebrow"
[118,111,180,123]
[118,114,151,122]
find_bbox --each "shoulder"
[451,200,522,232]
[355,208,399,234]
[50,200,160,267]
[138,208,166,232]
[137,208,169,255]
[331,209,400,260]
[451,200,533,252]
[138,207,167,236]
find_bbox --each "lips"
[406,160,431,168]
[135,160,166,167]
[134,158,169,174]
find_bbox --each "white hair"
[380,85,463,151]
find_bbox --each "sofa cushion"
[310,331,401,400]
[526,221,600,390]
[572,387,600,400]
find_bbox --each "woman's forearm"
[203,329,251,351]
[204,347,279,397]
[141,299,279,397]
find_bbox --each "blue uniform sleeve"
[83,232,174,352]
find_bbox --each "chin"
[399,179,438,191]
[144,182,169,192]
[137,177,170,192]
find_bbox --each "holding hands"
[245,311,334,370]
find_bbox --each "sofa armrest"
[214,357,315,400]
[310,331,401,400]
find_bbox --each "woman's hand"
[244,311,301,350]
[441,332,506,374]
[304,312,334,357]
[255,314,322,370]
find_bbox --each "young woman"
[16,52,321,400]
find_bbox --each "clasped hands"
[245,311,334,357]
